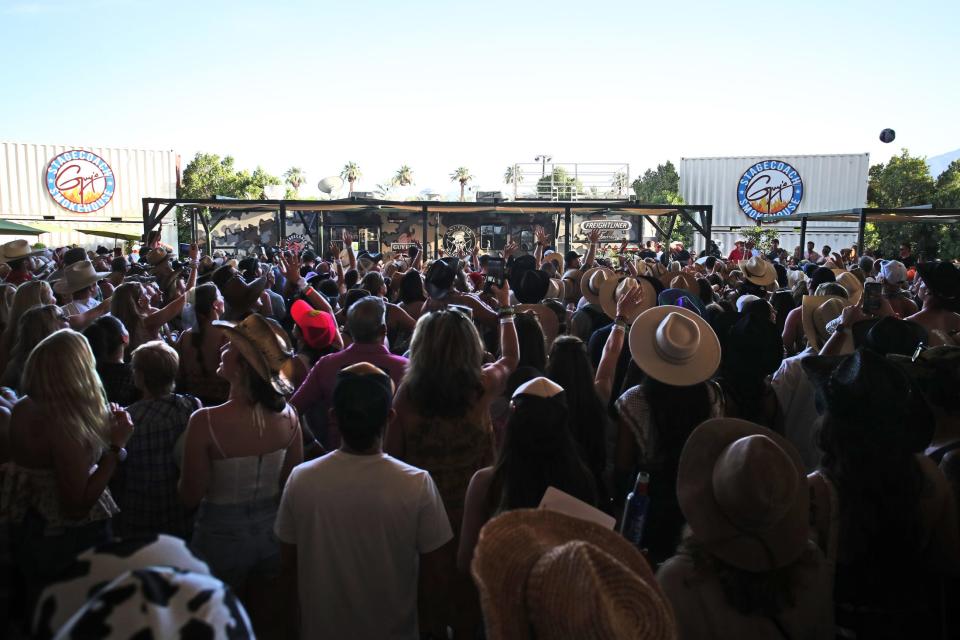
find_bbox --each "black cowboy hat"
[425,258,458,300]
[515,269,551,305]
[851,316,928,357]
[917,261,960,305]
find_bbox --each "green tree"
[178,153,250,244]
[631,161,680,203]
[741,226,781,253]
[867,149,940,258]
[393,165,414,187]
[536,167,583,200]
[934,159,960,209]
[450,167,474,201]
[241,166,283,199]
[283,167,306,195]
[504,165,522,185]
[341,162,362,195]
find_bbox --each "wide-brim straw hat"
[800,295,846,352]
[580,267,615,306]
[678,418,809,572]
[561,269,583,303]
[543,252,564,272]
[836,271,863,306]
[516,304,561,349]
[213,313,296,395]
[53,260,111,294]
[471,509,676,640]
[545,277,563,300]
[0,239,44,264]
[738,257,777,286]
[669,272,699,296]
[221,275,268,313]
[144,247,171,266]
[629,305,721,386]
[598,276,656,323]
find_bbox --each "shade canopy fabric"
[0,219,43,236]
[78,227,142,242]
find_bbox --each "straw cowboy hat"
[801,295,847,352]
[677,418,809,572]
[213,313,297,395]
[515,304,561,349]
[835,271,863,306]
[629,305,721,386]
[144,247,171,266]
[471,509,676,640]
[0,239,43,264]
[580,267,616,306]
[545,277,563,300]
[561,269,582,303]
[598,276,656,323]
[53,260,110,295]
[543,251,564,272]
[668,272,698,296]
[738,257,777,287]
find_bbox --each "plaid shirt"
[110,394,199,539]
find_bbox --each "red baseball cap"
[291,299,336,350]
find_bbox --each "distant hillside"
[928,148,960,179]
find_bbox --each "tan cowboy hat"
[580,267,615,306]
[801,295,846,352]
[53,260,111,295]
[0,239,42,264]
[220,275,268,315]
[213,313,297,395]
[836,271,863,306]
[598,276,656,323]
[629,305,721,386]
[669,272,698,296]
[516,304,561,349]
[144,247,171,266]
[677,417,809,572]
[543,252,563,272]
[545,277,563,300]
[561,269,582,303]
[738,257,777,286]
[471,509,676,640]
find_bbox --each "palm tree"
[504,165,522,185]
[611,170,629,196]
[341,162,362,195]
[450,167,474,202]
[374,182,393,199]
[393,165,414,187]
[283,167,306,195]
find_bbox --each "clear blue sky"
[1,0,957,198]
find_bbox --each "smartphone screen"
[863,281,882,314]
[485,257,505,286]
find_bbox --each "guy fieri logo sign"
[737,160,803,220]
[46,150,116,213]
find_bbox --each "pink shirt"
[290,342,408,449]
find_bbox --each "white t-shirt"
[275,450,452,640]
[61,297,96,317]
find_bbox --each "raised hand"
[616,283,645,319]
[587,229,602,244]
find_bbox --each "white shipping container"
[0,141,178,248]
[680,153,869,255]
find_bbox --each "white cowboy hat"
[836,271,863,306]
[800,295,846,352]
[629,305,721,386]
[53,260,111,295]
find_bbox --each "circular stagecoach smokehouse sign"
[737,160,803,220]
[46,150,116,213]
[442,225,477,255]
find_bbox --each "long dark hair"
[514,312,547,373]
[546,336,607,479]
[487,392,597,512]
[239,357,286,413]
[818,413,923,563]
[398,270,426,304]
[643,376,714,467]
[191,283,219,375]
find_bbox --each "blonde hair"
[22,329,111,452]
[403,309,484,419]
[110,282,146,350]
[2,281,54,355]
[131,340,179,395]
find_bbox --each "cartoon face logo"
[737,160,803,220]
[46,150,116,213]
[442,225,477,255]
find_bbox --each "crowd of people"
[0,225,958,639]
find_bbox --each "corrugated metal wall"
[0,141,177,247]
[680,153,869,254]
